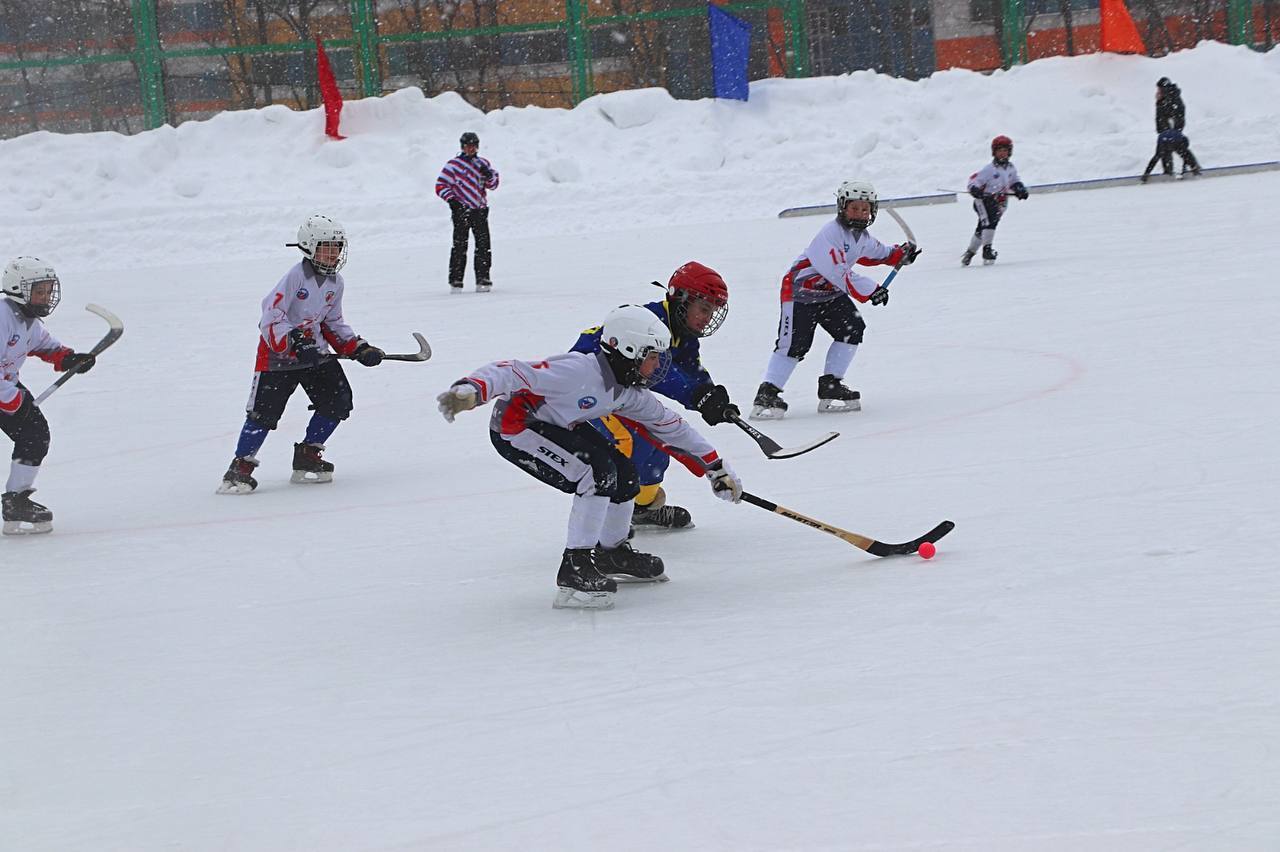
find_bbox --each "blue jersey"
[571,300,713,409]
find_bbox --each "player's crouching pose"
[1,257,97,534]
[218,214,385,494]
[437,304,743,610]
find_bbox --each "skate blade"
[216,481,256,495]
[2,520,52,535]
[982,259,996,266]
[290,470,333,484]
[817,400,862,413]
[631,521,696,532]
[475,284,492,293]
[749,405,786,421]
[607,573,670,584]
[553,588,615,609]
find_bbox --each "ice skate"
[553,547,617,609]
[631,488,693,531]
[750,381,788,421]
[960,250,975,266]
[596,541,667,584]
[449,282,464,295]
[2,489,53,535]
[982,246,998,266]
[216,456,259,495]
[817,374,861,413]
[475,279,492,293]
[290,442,334,484]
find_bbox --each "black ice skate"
[291,442,334,484]
[961,250,975,266]
[631,487,693,531]
[475,279,493,293]
[817,374,861,413]
[982,246,998,266]
[2,489,53,535]
[554,547,617,609]
[596,542,668,584]
[449,281,464,294]
[750,381,788,421]
[216,456,259,495]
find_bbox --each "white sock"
[6,461,39,493]
[824,342,857,377]
[763,352,801,389]
[599,501,635,549]
[967,234,982,253]
[566,494,609,549]
[981,228,996,247]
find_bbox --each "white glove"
[437,383,478,423]
[706,460,742,503]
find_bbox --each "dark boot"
[554,547,617,609]
[2,489,53,535]
[595,541,667,583]
[817,374,861,413]
[632,492,693,530]
[217,456,259,495]
[291,442,334,484]
[750,381,788,420]
[982,245,998,265]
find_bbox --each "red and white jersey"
[256,262,361,372]
[461,350,722,470]
[781,218,902,304]
[968,160,1023,202]
[1,298,71,413]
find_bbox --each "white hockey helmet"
[835,179,878,230]
[292,213,348,275]
[600,304,673,387]
[2,256,61,317]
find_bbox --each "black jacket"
[1156,84,1186,133]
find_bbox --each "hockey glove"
[437,382,479,423]
[477,163,493,181]
[691,383,738,426]
[288,328,321,365]
[352,342,384,367]
[1012,182,1029,200]
[705,460,742,503]
[870,285,890,307]
[60,352,96,374]
[896,242,922,266]
[968,186,984,199]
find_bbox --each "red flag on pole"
[315,37,345,140]
[1099,0,1147,53]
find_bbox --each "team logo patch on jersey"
[6,334,18,347]
[296,288,310,300]
[325,291,335,303]
[577,396,597,410]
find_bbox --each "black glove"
[691,383,738,426]
[448,198,465,215]
[61,352,96,374]
[352,341,384,367]
[969,186,984,199]
[1012,182,1029,200]
[870,285,890,307]
[288,328,321,365]
[477,162,493,181]
[896,242,922,266]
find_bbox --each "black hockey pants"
[244,359,354,430]
[449,203,492,285]
[0,386,51,465]
[490,421,639,504]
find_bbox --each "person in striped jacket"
[435,131,500,293]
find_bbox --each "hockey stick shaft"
[880,206,916,291]
[34,304,123,405]
[739,490,955,557]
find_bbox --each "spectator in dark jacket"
[1142,78,1201,182]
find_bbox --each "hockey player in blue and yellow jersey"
[571,262,736,531]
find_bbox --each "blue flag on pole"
[709,5,752,101]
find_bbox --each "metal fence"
[0,0,1270,139]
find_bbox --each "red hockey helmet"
[991,134,1013,162]
[666,261,729,338]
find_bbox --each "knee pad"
[838,315,867,345]
[244,412,278,431]
[589,452,639,504]
[315,388,354,422]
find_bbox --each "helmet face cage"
[297,215,348,275]
[601,305,673,387]
[992,135,1013,162]
[2,258,61,317]
[667,262,730,339]
[835,180,878,230]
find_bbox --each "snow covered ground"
[2,43,1279,851]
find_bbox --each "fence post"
[349,0,382,97]
[1000,0,1027,68]
[1226,0,1255,44]
[784,0,811,77]
[131,0,166,129]
[565,0,594,104]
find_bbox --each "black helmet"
[459,131,479,148]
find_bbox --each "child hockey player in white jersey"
[752,179,919,420]
[217,214,385,494]
[1,257,98,534]
[962,135,1029,266]
[437,304,743,610]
